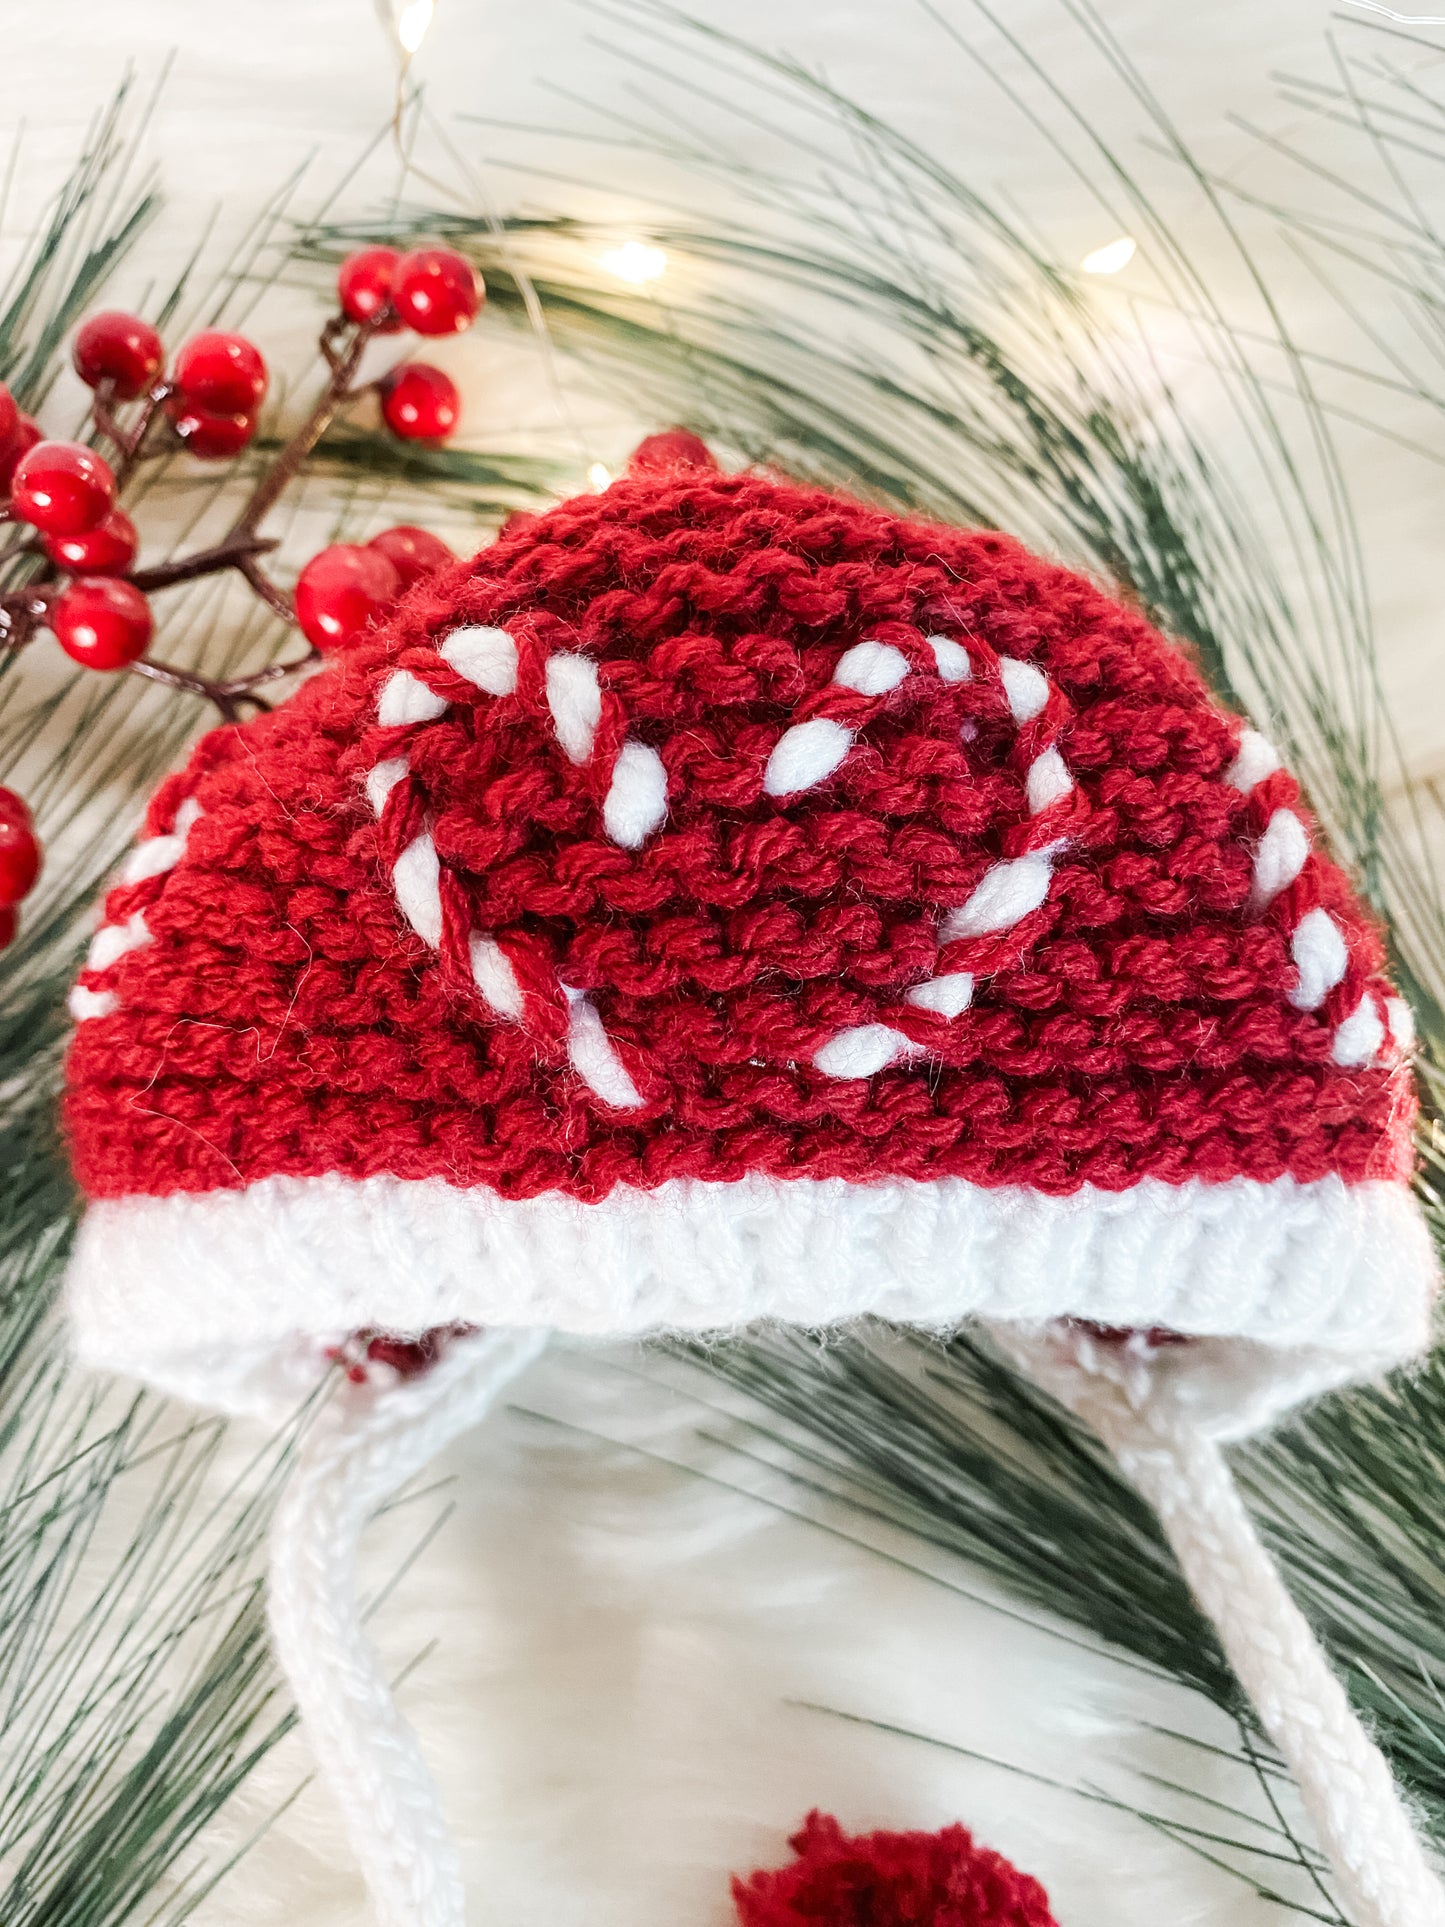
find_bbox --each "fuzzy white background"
[12,2,1445,1923]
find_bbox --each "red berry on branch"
[171,331,268,414]
[0,415,42,495]
[45,507,139,576]
[390,249,483,336]
[11,441,116,537]
[0,786,31,830]
[338,246,402,328]
[73,311,165,399]
[165,396,256,460]
[294,544,401,653]
[366,524,453,587]
[379,363,460,441]
[0,385,18,451]
[628,428,719,474]
[51,577,153,670]
[0,797,40,906]
[0,904,15,950]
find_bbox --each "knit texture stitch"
[64,469,1414,1207]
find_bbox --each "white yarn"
[1003,1328,1445,1927]
[468,933,524,1019]
[120,828,189,884]
[545,654,602,764]
[1025,746,1073,814]
[439,625,518,695]
[268,1327,548,1927]
[926,634,972,682]
[392,835,443,948]
[67,985,118,1021]
[86,910,150,973]
[831,640,910,695]
[998,656,1049,723]
[366,757,409,817]
[1387,996,1416,1053]
[379,671,449,728]
[940,850,1055,940]
[564,987,643,1107]
[67,1171,1436,1418]
[813,1023,912,1078]
[763,717,853,797]
[1333,993,1386,1068]
[1290,905,1349,1011]
[1226,728,1282,793]
[603,740,668,848]
[1250,807,1310,908]
[905,971,975,1017]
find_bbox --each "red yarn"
[732,1812,1059,1927]
[64,468,1411,1204]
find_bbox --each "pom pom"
[731,1812,1058,1927]
[627,427,718,474]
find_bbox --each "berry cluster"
[0,243,485,954]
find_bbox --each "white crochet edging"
[67,1168,1434,1424]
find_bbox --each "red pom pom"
[366,524,453,588]
[73,312,164,399]
[11,441,116,536]
[171,331,268,414]
[628,428,719,474]
[731,1813,1058,1927]
[379,363,460,441]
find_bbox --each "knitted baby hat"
[64,463,1440,1927]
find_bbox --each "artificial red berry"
[171,331,268,414]
[0,799,39,905]
[338,247,402,328]
[10,441,116,537]
[366,524,453,587]
[45,507,139,576]
[72,312,165,399]
[0,385,17,451]
[51,577,153,670]
[390,249,483,336]
[293,544,401,653]
[0,415,42,494]
[165,396,256,460]
[0,786,31,830]
[379,364,460,441]
[0,904,15,949]
[628,428,718,474]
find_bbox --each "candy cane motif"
[68,797,204,1023]
[1227,728,1407,1067]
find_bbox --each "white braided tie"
[268,1327,548,1927]
[1008,1330,1445,1927]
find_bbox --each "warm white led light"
[588,463,612,490]
[600,241,668,285]
[397,0,435,53]
[1080,235,1137,276]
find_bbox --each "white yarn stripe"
[391,834,443,948]
[1333,993,1385,1069]
[603,740,668,848]
[905,971,975,1017]
[1289,906,1349,1011]
[378,670,448,728]
[564,987,643,1107]
[999,656,1049,724]
[468,933,524,1020]
[86,910,150,974]
[832,639,910,695]
[764,716,853,798]
[545,654,602,764]
[1227,728,1282,793]
[67,985,118,1021]
[940,850,1056,941]
[1251,807,1310,907]
[926,634,972,682]
[1025,745,1072,814]
[1386,996,1416,1054]
[813,1023,914,1078]
[268,1329,548,1927]
[439,625,517,695]
[365,757,409,817]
